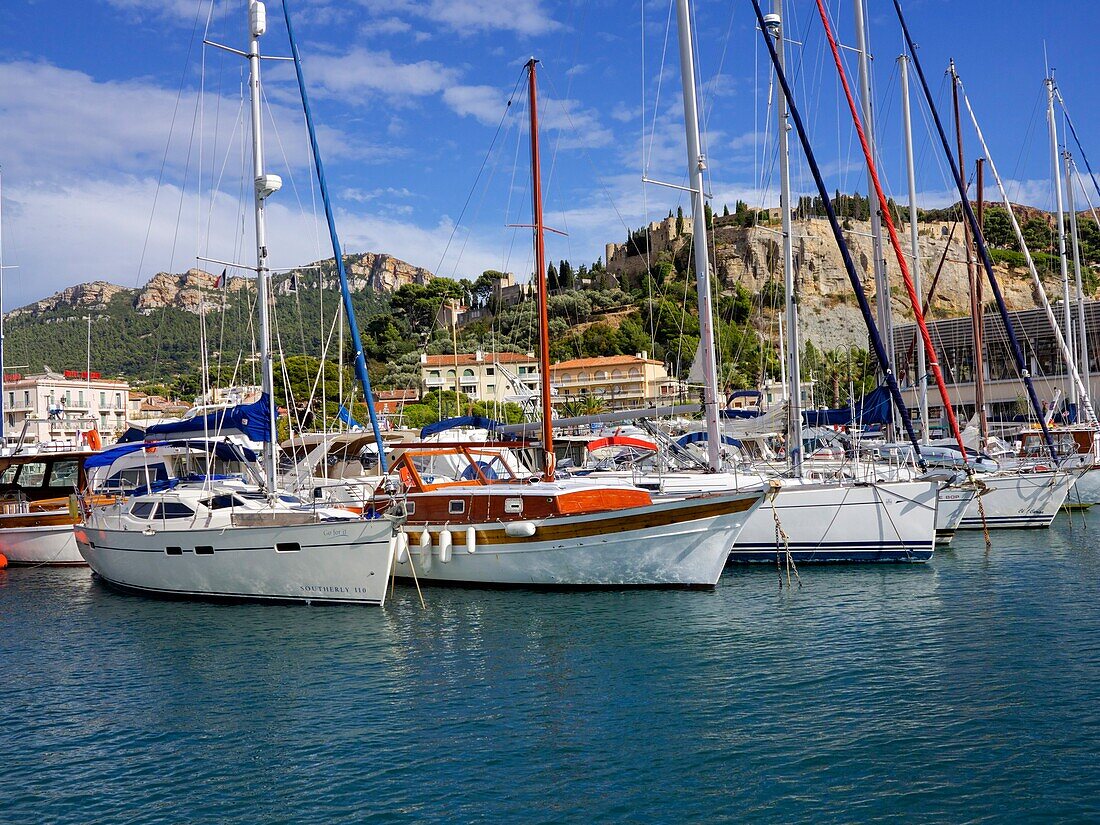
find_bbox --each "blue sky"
[1,0,1098,309]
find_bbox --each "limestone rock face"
[9,280,128,318]
[134,269,248,315]
[347,252,433,292]
[608,214,1062,351]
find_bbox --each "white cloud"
[354,0,561,36]
[304,49,460,100]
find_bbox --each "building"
[420,351,540,406]
[2,369,131,446]
[550,352,681,410]
[374,388,420,415]
[892,300,1100,423]
[127,391,192,425]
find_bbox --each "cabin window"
[48,461,79,487]
[0,465,19,484]
[504,498,523,514]
[276,542,301,553]
[449,500,465,514]
[195,546,214,556]
[130,501,156,518]
[166,546,183,556]
[405,501,416,515]
[160,502,195,520]
[202,494,239,510]
[18,462,47,488]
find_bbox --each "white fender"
[465,526,477,554]
[395,531,410,564]
[419,529,433,572]
[504,521,536,538]
[439,529,452,563]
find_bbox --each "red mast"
[527,58,555,480]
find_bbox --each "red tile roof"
[551,355,662,372]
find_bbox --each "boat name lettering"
[323,527,349,538]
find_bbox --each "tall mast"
[282,0,389,466]
[247,0,280,489]
[0,168,5,446]
[1047,73,1075,411]
[1065,150,1090,403]
[950,60,986,443]
[957,77,1095,426]
[526,59,555,480]
[899,54,927,442]
[853,0,895,437]
[674,0,722,471]
[765,4,802,476]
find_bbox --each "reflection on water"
[2,512,1100,823]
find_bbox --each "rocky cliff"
[9,252,434,319]
[611,214,1071,350]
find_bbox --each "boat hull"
[1068,466,1100,505]
[393,491,761,588]
[960,470,1076,530]
[728,480,939,563]
[75,518,395,605]
[0,520,84,566]
[935,485,977,544]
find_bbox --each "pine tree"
[676,205,685,236]
[704,202,713,229]
[559,259,574,290]
[547,261,559,292]
[722,204,730,217]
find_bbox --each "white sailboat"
[76,1,396,605]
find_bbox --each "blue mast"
[281,0,388,471]
[892,0,1059,463]
[749,0,926,467]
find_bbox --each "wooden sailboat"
[376,58,764,588]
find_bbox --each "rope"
[768,482,800,588]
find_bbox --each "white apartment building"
[420,351,540,406]
[550,353,682,410]
[2,369,131,446]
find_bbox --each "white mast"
[1047,73,1075,409]
[674,0,721,471]
[959,84,1096,425]
[0,169,5,445]
[1065,150,1090,405]
[247,0,282,489]
[765,5,802,476]
[899,54,928,443]
[853,0,895,434]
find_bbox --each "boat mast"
[1047,72,1076,413]
[525,59,555,480]
[1065,150,1090,411]
[246,0,280,490]
[957,78,1095,426]
[950,60,987,445]
[853,0,896,437]
[899,54,928,443]
[765,4,802,476]
[282,0,389,467]
[674,0,722,471]
[0,168,5,446]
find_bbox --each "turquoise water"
[3,512,1100,823]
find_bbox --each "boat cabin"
[0,451,92,512]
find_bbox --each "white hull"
[1068,467,1100,505]
[0,523,84,566]
[934,486,976,542]
[960,470,1076,529]
[394,492,760,587]
[730,480,939,563]
[76,518,396,605]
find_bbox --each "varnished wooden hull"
[393,490,762,588]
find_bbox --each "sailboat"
[75,1,396,605]
[374,58,765,588]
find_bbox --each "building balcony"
[424,376,445,387]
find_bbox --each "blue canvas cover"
[803,385,892,427]
[141,395,275,443]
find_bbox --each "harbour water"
[4,512,1100,823]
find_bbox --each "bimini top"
[420,415,507,438]
[84,440,258,470]
[119,395,275,444]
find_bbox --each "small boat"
[0,449,97,566]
